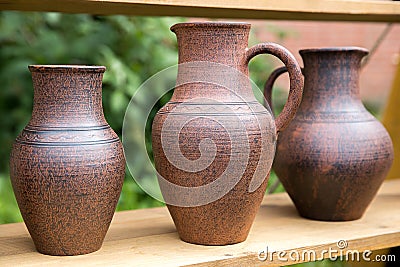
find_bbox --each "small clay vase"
[264,47,394,221]
[152,22,303,245]
[9,65,125,255]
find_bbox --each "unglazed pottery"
[264,47,394,221]
[152,22,303,245]
[10,65,125,255]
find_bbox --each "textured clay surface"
[10,65,125,255]
[265,47,394,221]
[152,22,303,245]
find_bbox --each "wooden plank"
[0,179,399,266]
[0,0,399,22]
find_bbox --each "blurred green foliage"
[0,173,22,224]
[0,12,183,223]
[0,12,181,171]
[0,12,283,223]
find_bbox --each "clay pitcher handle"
[264,66,288,112]
[246,43,303,132]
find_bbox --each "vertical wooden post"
[382,55,400,180]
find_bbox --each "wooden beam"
[0,0,399,22]
[0,180,399,266]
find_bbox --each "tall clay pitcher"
[264,47,394,221]
[152,22,303,245]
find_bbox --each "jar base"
[35,243,103,256]
[297,210,364,222]
[179,234,247,246]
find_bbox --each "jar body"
[9,65,125,255]
[152,100,274,245]
[273,48,394,221]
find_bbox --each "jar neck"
[29,69,107,128]
[299,49,367,112]
[172,23,250,69]
[170,23,256,103]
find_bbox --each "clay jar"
[152,22,303,245]
[265,47,394,221]
[9,65,125,255]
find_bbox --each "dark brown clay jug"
[152,22,303,245]
[264,47,394,221]
[9,65,125,255]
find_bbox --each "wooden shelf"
[0,0,399,266]
[0,0,399,22]
[0,179,399,266]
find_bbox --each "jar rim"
[28,65,106,73]
[299,47,369,55]
[171,21,251,32]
